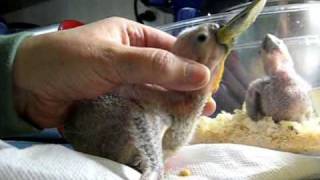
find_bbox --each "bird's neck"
[174,78,213,121]
[177,59,224,118]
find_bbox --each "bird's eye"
[197,33,207,43]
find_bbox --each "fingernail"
[185,63,210,87]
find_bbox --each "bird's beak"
[216,0,266,50]
[211,0,266,93]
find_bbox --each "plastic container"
[159,2,320,116]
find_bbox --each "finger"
[125,20,176,50]
[114,46,210,91]
[202,97,216,116]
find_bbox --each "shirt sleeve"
[0,32,40,138]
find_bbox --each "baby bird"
[63,0,265,179]
[64,23,221,180]
[245,34,313,122]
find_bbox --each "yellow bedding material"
[191,108,320,154]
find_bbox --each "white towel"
[0,140,140,180]
[1,141,320,180]
[166,144,320,180]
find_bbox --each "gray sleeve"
[0,32,40,138]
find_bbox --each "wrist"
[12,36,35,124]
[12,33,72,128]
[0,32,40,136]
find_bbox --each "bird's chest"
[262,77,310,109]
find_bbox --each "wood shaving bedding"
[191,108,320,154]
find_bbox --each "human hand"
[13,17,215,128]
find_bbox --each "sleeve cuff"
[0,32,40,138]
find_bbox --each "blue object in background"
[0,17,7,34]
[172,0,204,21]
[21,128,63,139]
[6,140,43,149]
[0,23,8,34]
[176,7,199,21]
[142,0,250,22]
[3,128,68,149]
[141,0,205,21]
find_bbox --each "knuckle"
[151,50,174,74]
[107,16,125,22]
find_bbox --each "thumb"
[113,46,210,91]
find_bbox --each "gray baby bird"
[63,0,265,179]
[245,34,313,122]
[63,23,223,180]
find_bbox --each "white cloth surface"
[166,144,320,180]
[0,140,140,180]
[1,141,320,180]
